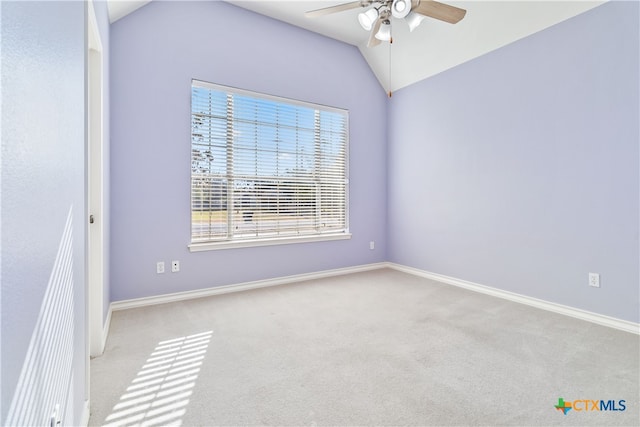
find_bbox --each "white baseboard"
[107,261,638,335]
[111,262,388,311]
[81,399,90,427]
[387,262,639,335]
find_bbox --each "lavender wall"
[1,1,87,424]
[110,1,387,301]
[388,1,639,322]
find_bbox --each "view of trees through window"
[191,81,348,244]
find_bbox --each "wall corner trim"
[101,305,113,354]
[387,263,640,335]
[110,262,389,312]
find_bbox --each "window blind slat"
[191,80,348,244]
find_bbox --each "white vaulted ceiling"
[107,0,606,93]
[107,0,152,22]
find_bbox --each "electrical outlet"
[157,261,165,274]
[589,272,600,288]
[369,241,375,250]
[171,260,180,273]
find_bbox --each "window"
[189,80,350,250]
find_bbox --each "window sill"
[188,232,352,252]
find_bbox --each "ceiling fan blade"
[367,17,383,48]
[305,1,363,18]
[414,0,466,24]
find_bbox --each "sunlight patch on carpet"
[103,330,213,427]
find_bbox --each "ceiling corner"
[107,0,152,23]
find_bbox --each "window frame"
[188,80,351,252]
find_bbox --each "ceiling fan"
[305,0,467,48]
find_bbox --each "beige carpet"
[90,268,639,426]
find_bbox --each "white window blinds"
[191,80,349,246]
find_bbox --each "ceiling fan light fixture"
[391,0,411,19]
[375,21,391,41]
[358,8,379,31]
[406,11,425,32]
